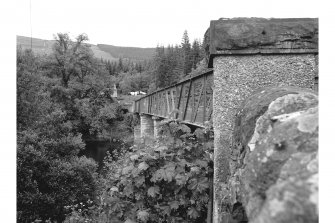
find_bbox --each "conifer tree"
[191,39,201,70]
[181,30,192,76]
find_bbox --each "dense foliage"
[17,31,211,223]
[148,31,207,91]
[65,120,214,223]
[17,33,133,223]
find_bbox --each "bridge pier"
[133,125,141,144]
[152,116,163,139]
[140,114,154,141]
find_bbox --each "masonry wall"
[140,114,154,140]
[229,86,318,223]
[212,54,318,223]
[152,116,163,139]
[133,125,141,144]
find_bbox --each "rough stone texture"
[152,116,163,139]
[227,87,318,223]
[140,114,154,140]
[207,18,318,67]
[133,125,141,144]
[313,55,319,92]
[212,55,317,223]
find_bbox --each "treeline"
[151,31,206,90]
[100,30,208,95]
[103,58,153,77]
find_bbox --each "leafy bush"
[68,120,213,223]
[17,138,99,222]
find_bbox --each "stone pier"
[133,125,141,144]
[152,116,163,139]
[140,114,154,140]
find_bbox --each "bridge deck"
[133,70,213,127]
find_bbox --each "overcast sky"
[16,0,323,48]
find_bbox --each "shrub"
[69,120,214,223]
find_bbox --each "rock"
[207,18,318,67]
[225,86,318,223]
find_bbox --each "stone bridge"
[132,18,318,223]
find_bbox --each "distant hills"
[17,35,155,61]
[97,44,155,61]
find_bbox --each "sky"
[16,0,324,48]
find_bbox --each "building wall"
[212,53,317,223]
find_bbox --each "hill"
[17,36,155,61]
[97,44,155,61]
[17,35,55,55]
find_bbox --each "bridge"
[133,70,213,128]
[131,18,319,223]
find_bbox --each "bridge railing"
[133,70,213,127]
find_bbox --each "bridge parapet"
[219,86,318,222]
[207,18,318,223]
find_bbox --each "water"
[80,140,123,169]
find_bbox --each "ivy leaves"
[187,207,200,219]
[188,177,209,192]
[138,162,149,171]
[101,121,213,222]
[151,162,176,182]
[147,186,160,198]
[137,210,150,222]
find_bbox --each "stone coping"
[207,17,318,68]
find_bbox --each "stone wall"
[208,18,318,223]
[212,54,317,223]
[228,86,318,222]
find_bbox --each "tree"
[181,30,192,76]
[119,72,151,94]
[118,57,123,73]
[191,39,202,70]
[52,33,94,87]
[17,48,100,222]
[17,35,133,222]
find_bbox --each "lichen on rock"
[225,86,318,223]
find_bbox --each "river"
[80,139,125,170]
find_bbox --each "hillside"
[97,44,155,61]
[17,35,55,55]
[17,35,155,61]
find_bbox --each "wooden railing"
[133,70,213,127]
